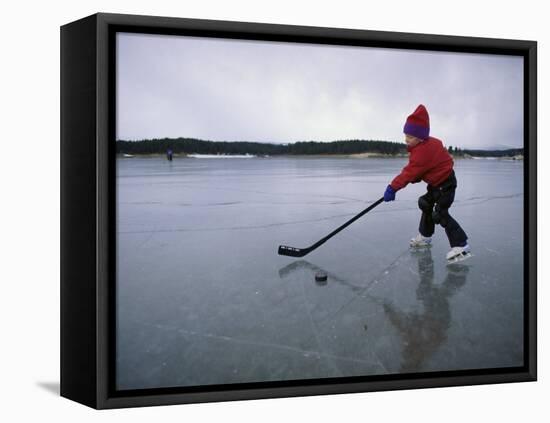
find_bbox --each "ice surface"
[116,157,524,390]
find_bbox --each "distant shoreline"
[118,153,523,160]
[119,153,408,159]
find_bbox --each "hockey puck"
[315,271,328,282]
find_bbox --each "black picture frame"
[60,12,537,409]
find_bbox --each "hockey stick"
[278,197,385,257]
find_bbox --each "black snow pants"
[418,170,468,248]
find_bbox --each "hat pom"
[404,104,430,140]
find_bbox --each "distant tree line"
[286,140,405,155]
[116,138,523,157]
[447,146,524,157]
[116,137,407,156]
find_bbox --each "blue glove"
[384,185,396,202]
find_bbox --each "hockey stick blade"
[278,245,311,257]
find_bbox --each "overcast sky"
[117,32,523,149]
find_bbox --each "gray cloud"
[117,32,523,149]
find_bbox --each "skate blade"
[446,252,472,264]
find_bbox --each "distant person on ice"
[383,104,470,263]
[166,148,173,161]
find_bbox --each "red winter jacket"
[390,136,453,191]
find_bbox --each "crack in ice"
[146,322,383,367]
[117,193,523,235]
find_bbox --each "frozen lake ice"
[116,156,524,390]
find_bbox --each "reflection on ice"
[380,250,469,372]
[277,250,470,374]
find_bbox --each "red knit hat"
[403,104,430,140]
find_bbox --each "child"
[383,104,470,263]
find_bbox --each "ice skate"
[410,233,432,248]
[446,244,472,264]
